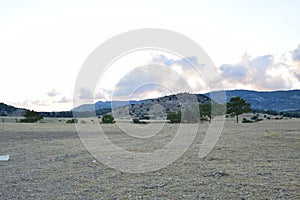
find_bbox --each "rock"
[207,171,229,177]
[257,172,272,176]
[199,192,206,198]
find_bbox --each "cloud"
[112,64,191,100]
[290,44,300,81]
[95,54,223,101]
[58,96,71,103]
[95,45,300,102]
[219,53,296,90]
[95,88,113,100]
[76,87,93,99]
[151,54,198,67]
[219,64,246,82]
[291,44,300,62]
[47,89,59,97]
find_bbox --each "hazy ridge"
[1,89,300,117]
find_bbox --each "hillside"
[0,103,27,116]
[205,90,300,111]
[1,89,300,117]
[72,100,146,112]
[112,93,211,120]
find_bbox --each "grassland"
[0,118,299,199]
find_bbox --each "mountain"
[0,103,73,118]
[1,89,299,117]
[205,89,300,112]
[71,100,146,112]
[0,103,28,116]
[112,93,211,119]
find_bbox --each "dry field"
[0,118,299,199]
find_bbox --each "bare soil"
[0,119,299,199]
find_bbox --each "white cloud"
[291,44,300,62]
[112,64,190,100]
[77,87,93,100]
[58,96,71,103]
[219,52,299,90]
[47,89,59,97]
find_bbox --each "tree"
[20,110,43,123]
[101,114,115,124]
[167,111,181,123]
[199,103,212,122]
[199,103,226,123]
[227,97,251,123]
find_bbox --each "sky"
[0,0,299,111]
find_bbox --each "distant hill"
[0,103,28,116]
[0,103,73,118]
[205,90,300,112]
[1,89,299,117]
[112,93,211,119]
[71,100,146,112]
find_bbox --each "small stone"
[199,192,206,198]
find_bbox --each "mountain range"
[206,89,300,111]
[73,89,300,113]
[1,90,300,117]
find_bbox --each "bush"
[132,118,140,124]
[66,119,78,123]
[132,118,148,124]
[101,114,115,124]
[19,110,43,123]
[167,111,181,123]
[242,118,253,123]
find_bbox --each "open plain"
[0,118,299,199]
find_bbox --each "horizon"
[2,88,300,112]
[1,1,300,111]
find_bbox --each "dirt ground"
[0,119,299,199]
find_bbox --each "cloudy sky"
[0,0,299,111]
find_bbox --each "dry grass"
[0,118,299,199]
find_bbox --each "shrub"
[132,118,140,124]
[242,118,253,123]
[66,119,78,123]
[167,111,181,123]
[101,114,115,124]
[19,110,43,123]
[132,118,148,124]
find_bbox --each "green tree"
[199,103,212,122]
[167,111,181,123]
[227,97,251,123]
[101,114,115,124]
[199,103,226,123]
[20,110,43,123]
